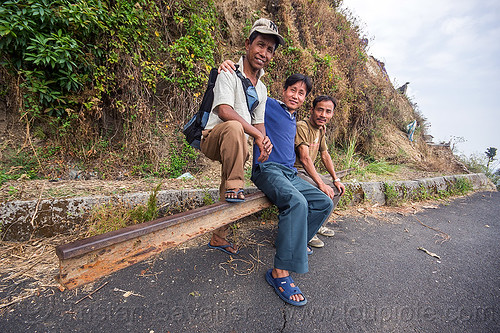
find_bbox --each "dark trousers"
[252,162,333,273]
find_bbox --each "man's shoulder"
[216,68,237,85]
[212,69,240,104]
[266,97,279,106]
[296,119,310,132]
[296,119,307,127]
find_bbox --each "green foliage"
[336,185,356,210]
[165,135,199,178]
[449,178,473,196]
[260,205,279,220]
[386,178,473,205]
[330,136,361,172]
[1,0,170,128]
[364,160,399,176]
[458,151,499,188]
[203,191,214,206]
[0,150,40,185]
[485,147,497,170]
[415,185,432,201]
[459,153,487,174]
[129,183,161,223]
[1,0,105,117]
[167,0,218,90]
[1,0,222,179]
[383,182,399,206]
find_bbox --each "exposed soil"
[0,148,465,203]
[0,155,221,202]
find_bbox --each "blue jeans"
[251,162,333,273]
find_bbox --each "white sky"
[342,0,500,169]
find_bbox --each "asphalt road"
[2,191,499,332]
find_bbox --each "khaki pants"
[201,120,249,200]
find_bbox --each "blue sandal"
[265,269,307,306]
[207,242,239,255]
[225,189,245,203]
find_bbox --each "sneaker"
[308,235,324,248]
[317,226,335,237]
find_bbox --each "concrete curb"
[0,173,495,241]
[350,173,496,205]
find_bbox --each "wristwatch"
[334,178,341,182]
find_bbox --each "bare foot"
[272,268,305,302]
[209,233,238,254]
[225,188,245,201]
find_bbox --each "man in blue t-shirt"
[251,74,333,306]
[218,62,333,306]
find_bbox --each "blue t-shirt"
[253,98,297,171]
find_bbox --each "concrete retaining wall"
[0,173,495,241]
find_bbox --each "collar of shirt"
[238,56,265,81]
[276,99,296,120]
[306,117,326,131]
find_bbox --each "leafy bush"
[165,139,199,178]
[450,178,473,195]
[0,0,429,179]
[1,0,105,117]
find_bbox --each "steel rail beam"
[55,191,271,289]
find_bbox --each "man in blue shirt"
[251,74,333,306]
[219,61,333,305]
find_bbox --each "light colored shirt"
[204,56,267,130]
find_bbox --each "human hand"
[335,181,345,196]
[319,182,335,199]
[256,136,273,162]
[218,60,236,74]
[261,135,272,156]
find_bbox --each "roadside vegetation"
[0,0,496,236]
[459,147,499,190]
[1,0,442,184]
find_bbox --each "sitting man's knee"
[325,196,334,212]
[289,194,308,210]
[220,121,245,140]
[225,120,244,132]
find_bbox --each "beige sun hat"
[249,18,285,46]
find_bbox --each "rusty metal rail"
[55,191,271,289]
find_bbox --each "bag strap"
[234,64,256,115]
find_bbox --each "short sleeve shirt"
[294,118,328,169]
[204,56,267,130]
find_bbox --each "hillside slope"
[0,0,466,182]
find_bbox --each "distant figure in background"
[397,82,410,94]
[407,120,417,142]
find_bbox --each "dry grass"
[0,234,79,312]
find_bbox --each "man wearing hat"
[202,18,284,255]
